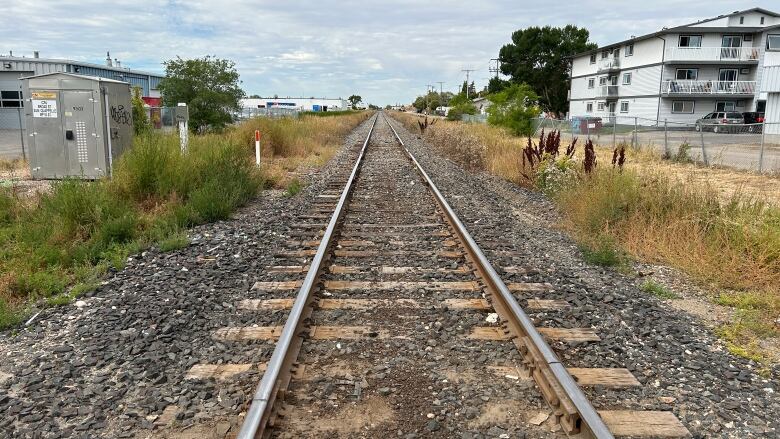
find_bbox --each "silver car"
[695,112,745,133]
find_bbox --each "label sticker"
[65,111,73,117]
[31,91,57,99]
[32,100,58,118]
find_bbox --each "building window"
[761,17,765,25]
[588,78,595,88]
[601,50,609,59]
[626,43,634,56]
[768,34,780,51]
[586,102,593,112]
[0,90,23,108]
[620,101,629,113]
[679,35,702,47]
[675,68,698,80]
[622,73,632,85]
[597,101,605,111]
[599,76,607,86]
[716,102,736,111]
[589,53,596,64]
[672,101,695,113]
[740,16,744,24]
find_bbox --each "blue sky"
[2,0,762,105]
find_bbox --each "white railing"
[597,57,620,71]
[662,80,756,95]
[665,46,760,62]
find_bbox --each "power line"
[489,58,500,78]
[461,69,475,99]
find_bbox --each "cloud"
[1,0,762,104]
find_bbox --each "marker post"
[254,130,261,166]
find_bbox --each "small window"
[622,73,632,85]
[588,78,595,88]
[601,50,609,59]
[761,17,765,25]
[0,90,23,108]
[679,35,702,47]
[768,35,780,51]
[586,102,593,112]
[620,101,629,113]
[599,76,607,86]
[589,53,596,64]
[626,43,634,56]
[597,102,605,111]
[672,101,695,113]
[675,68,698,80]
[740,16,744,24]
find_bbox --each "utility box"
[23,72,133,179]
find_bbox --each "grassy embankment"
[0,111,371,329]
[391,111,780,368]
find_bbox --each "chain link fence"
[533,116,780,173]
[237,107,300,119]
[0,108,26,160]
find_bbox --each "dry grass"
[389,113,780,368]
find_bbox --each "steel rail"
[237,114,379,439]
[383,113,613,439]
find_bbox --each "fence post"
[177,103,188,152]
[254,130,262,166]
[758,120,766,173]
[664,119,668,157]
[633,117,638,150]
[612,117,617,150]
[699,125,709,166]
[17,107,26,162]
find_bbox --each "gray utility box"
[23,72,133,179]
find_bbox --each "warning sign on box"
[32,99,58,118]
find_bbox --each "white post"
[177,103,188,152]
[758,120,766,173]
[255,130,261,166]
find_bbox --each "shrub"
[486,83,541,136]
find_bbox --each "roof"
[0,55,163,78]
[23,72,130,84]
[570,8,780,58]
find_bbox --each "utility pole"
[489,59,500,78]
[426,84,434,114]
[436,81,445,106]
[461,69,475,99]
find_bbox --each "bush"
[486,83,541,136]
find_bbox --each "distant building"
[240,97,349,112]
[568,8,780,125]
[472,97,492,114]
[0,51,164,129]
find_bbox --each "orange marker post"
[254,130,261,166]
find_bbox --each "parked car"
[742,111,765,133]
[695,112,744,133]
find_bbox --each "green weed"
[159,232,190,252]
[285,178,303,197]
[640,280,679,299]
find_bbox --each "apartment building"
[568,8,780,125]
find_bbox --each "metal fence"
[461,113,488,124]
[0,108,26,160]
[144,106,184,133]
[532,116,780,173]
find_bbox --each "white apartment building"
[569,8,780,125]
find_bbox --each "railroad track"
[195,113,690,438]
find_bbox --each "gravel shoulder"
[385,114,779,438]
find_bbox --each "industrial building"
[568,8,780,125]
[0,51,164,129]
[240,97,350,113]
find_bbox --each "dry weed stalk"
[612,143,626,171]
[521,129,577,180]
[584,139,596,174]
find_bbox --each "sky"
[2,0,764,105]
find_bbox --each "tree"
[486,83,541,136]
[248,94,261,98]
[487,77,509,95]
[445,93,477,121]
[130,85,149,135]
[348,95,362,109]
[158,56,244,132]
[498,25,596,116]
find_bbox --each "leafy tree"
[446,93,477,121]
[158,56,244,132]
[412,91,444,113]
[498,25,596,116]
[487,77,509,95]
[486,83,541,136]
[368,104,380,110]
[130,86,149,135]
[248,94,261,98]
[348,95,363,109]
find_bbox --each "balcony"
[597,57,620,72]
[661,80,756,96]
[664,47,760,63]
[597,85,619,99]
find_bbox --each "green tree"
[348,95,363,109]
[446,93,477,121]
[248,94,261,98]
[158,56,244,132]
[498,25,596,116]
[486,83,541,136]
[487,77,509,94]
[130,86,149,135]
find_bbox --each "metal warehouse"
[240,97,350,112]
[0,51,164,130]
